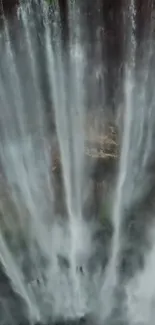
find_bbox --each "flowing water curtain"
[0,2,64,323]
[96,1,137,323]
[125,3,155,324]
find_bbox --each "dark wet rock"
[76,265,85,275]
[54,316,88,325]
[89,156,117,183]
[16,315,89,325]
[0,0,19,16]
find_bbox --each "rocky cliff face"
[0,0,19,15]
[51,114,119,220]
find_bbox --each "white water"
[98,2,137,320]
[98,0,155,323]
[125,222,155,325]
[0,1,155,325]
[0,1,100,323]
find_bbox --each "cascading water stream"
[0,1,155,325]
[98,1,155,324]
[97,2,137,321]
[126,224,155,325]
[42,0,88,316]
[0,5,42,322]
[0,1,69,323]
[0,0,93,322]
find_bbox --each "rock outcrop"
[0,0,19,15]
